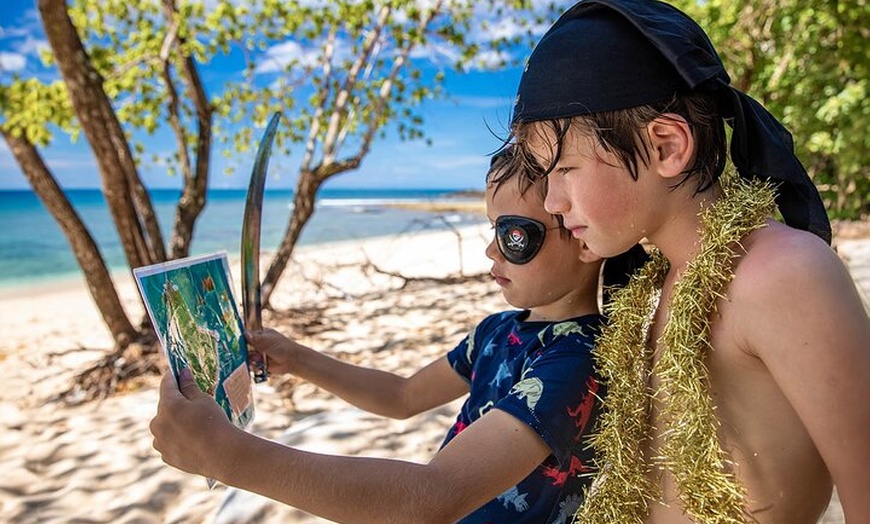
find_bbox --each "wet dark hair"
[486,146,570,238]
[486,145,542,199]
[512,92,727,195]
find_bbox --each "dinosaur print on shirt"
[443,310,604,523]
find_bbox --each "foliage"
[673,0,869,218]
[0,79,76,145]
[4,0,546,176]
[3,1,866,220]
[0,0,550,394]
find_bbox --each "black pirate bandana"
[512,0,831,244]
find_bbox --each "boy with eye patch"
[149,147,622,523]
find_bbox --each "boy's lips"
[491,272,510,286]
[568,225,588,238]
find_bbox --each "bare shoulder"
[727,220,867,357]
[726,223,870,522]
[731,221,848,303]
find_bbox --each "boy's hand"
[245,328,301,375]
[150,368,236,479]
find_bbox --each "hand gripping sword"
[241,112,281,382]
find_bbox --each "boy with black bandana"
[508,0,870,523]
[150,149,614,523]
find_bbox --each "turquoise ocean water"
[0,188,485,290]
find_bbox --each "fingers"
[177,367,202,400]
[149,417,164,454]
[152,368,216,471]
[245,328,271,345]
[152,369,207,464]
[245,329,261,350]
[158,367,204,401]
[153,372,179,455]
[245,328,284,353]
[159,369,183,399]
[245,328,295,376]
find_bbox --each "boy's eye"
[555,166,573,175]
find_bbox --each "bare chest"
[642,281,830,523]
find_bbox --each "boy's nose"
[483,239,498,260]
[485,235,501,262]
[543,178,567,215]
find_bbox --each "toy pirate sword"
[241,112,281,382]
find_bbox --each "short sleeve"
[446,330,474,382]
[445,313,507,383]
[494,331,600,465]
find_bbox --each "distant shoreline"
[383,189,485,214]
[0,222,491,301]
[385,199,486,215]
[0,189,488,290]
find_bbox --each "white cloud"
[474,0,553,38]
[0,52,26,72]
[414,45,514,73]
[411,41,459,64]
[471,49,511,70]
[255,39,346,74]
[256,41,314,74]
[0,9,49,76]
[476,18,531,42]
[430,153,486,170]
[14,37,49,56]
[253,2,553,75]
[0,7,41,38]
[406,3,552,71]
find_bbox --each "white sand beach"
[0,222,865,523]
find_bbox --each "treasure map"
[134,252,254,430]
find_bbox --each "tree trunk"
[37,0,162,270]
[129,168,167,264]
[261,171,322,308]
[163,0,213,259]
[168,53,212,259]
[2,129,139,348]
[164,52,212,259]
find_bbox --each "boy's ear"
[646,114,694,179]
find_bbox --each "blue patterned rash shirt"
[443,310,605,524]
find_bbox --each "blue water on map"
[0,188,485,289]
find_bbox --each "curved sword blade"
[241,111,281,382]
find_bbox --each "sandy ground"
[0,221,866,524]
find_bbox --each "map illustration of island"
[134,252,254,429]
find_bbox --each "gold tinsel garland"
[576,174,777,524]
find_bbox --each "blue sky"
[0,1,548,191]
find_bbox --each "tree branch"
[321,4,391,165]
[159,61,194,182]
[300,26,338,173]
[349,1,443,167]
[161,0,214,258]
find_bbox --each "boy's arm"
[151,370,551,524]
[249,329,468,418]
[738,233,870,520]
